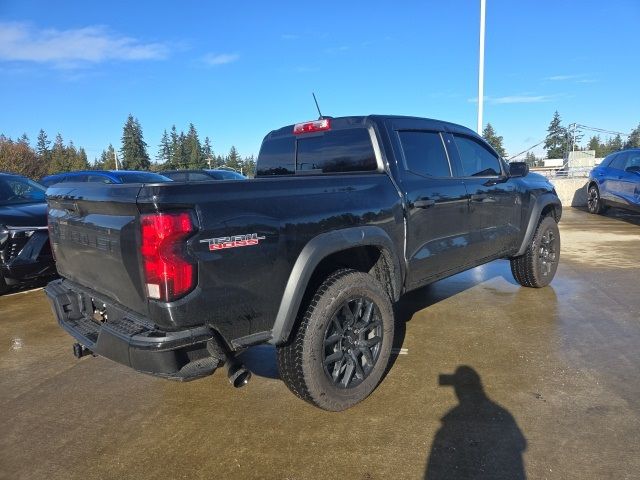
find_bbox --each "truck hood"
[0,202,48,227]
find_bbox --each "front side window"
[0,176,46,205]
[453,135,502,177]
[398,131,451,177]
[296,128,377,174]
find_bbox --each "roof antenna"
[312,92,324,119]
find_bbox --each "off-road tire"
[276,269,394,411]
[0,275,8,296]
[510,215,560,288]
[587,184,607,214]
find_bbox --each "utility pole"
[477,0,486,134]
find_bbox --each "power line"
[508,122,631,160]
[574,124,629,137]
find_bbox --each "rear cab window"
[256,123,378,177]
[296,129,377,174]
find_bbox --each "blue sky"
[1,0,639,161]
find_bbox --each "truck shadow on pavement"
[424,366,527,480]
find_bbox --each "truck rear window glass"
[398,131,451,177]
[256,137,295,176]
[296,129,377,174]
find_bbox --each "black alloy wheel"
[322,297,383,389]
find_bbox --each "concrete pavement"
[1,208,639,480]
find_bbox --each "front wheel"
[587,185,607,214]
[510,215,560,288]
[276,269,394,411]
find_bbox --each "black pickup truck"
[45,115,561,411]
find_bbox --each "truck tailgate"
[47,183,148,315]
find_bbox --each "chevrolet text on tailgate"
[46,115,562,411]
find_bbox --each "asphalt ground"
[1,207,639,480]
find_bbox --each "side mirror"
[509,162,529,178]
[625,166,640,175]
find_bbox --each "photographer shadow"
[425,366,527,480]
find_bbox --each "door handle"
[597,172,605,176]
[413,198,436,209]
[470,193,488,202]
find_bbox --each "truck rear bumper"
[45,279,221,381]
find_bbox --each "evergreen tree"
[203,136,213,157]
[482,123,506,157]
[169,125,181,168]
[184,123,204,169]
[225,146,243,172]
[36,130,50,157]
[524,151,537,167]
[157,130,171,166]
[18,133,30,146]
[624,123,640,149]
[176,132,187,168]
[49,134,67,173]
[607,134,623,153]
[544,111,567,159]
[96,144,117,170]
[243,155,256,177]
[75,147,89,170]
[120,114,150,170]
[587,135,600,152]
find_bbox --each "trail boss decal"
[200,233,266,251]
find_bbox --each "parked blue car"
[40,170,172,187]
[587,148,640,214]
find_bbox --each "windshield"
[0,176,46,205]
[112,172,172,183]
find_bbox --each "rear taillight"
[293,118,331,134]
[140,211,196,302]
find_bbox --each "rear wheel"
[276,269,394,411]
[587,185,607,214]
[511,215,560,288]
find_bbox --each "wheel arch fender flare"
[269,226,402,345]
[513,192,562,257]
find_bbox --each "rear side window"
[398,131,451,177]
[453,135,502,177]
[296,129,377,174]
[624,152,640,171]
[257,137,295,176]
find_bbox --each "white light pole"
[477,0,486,135]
